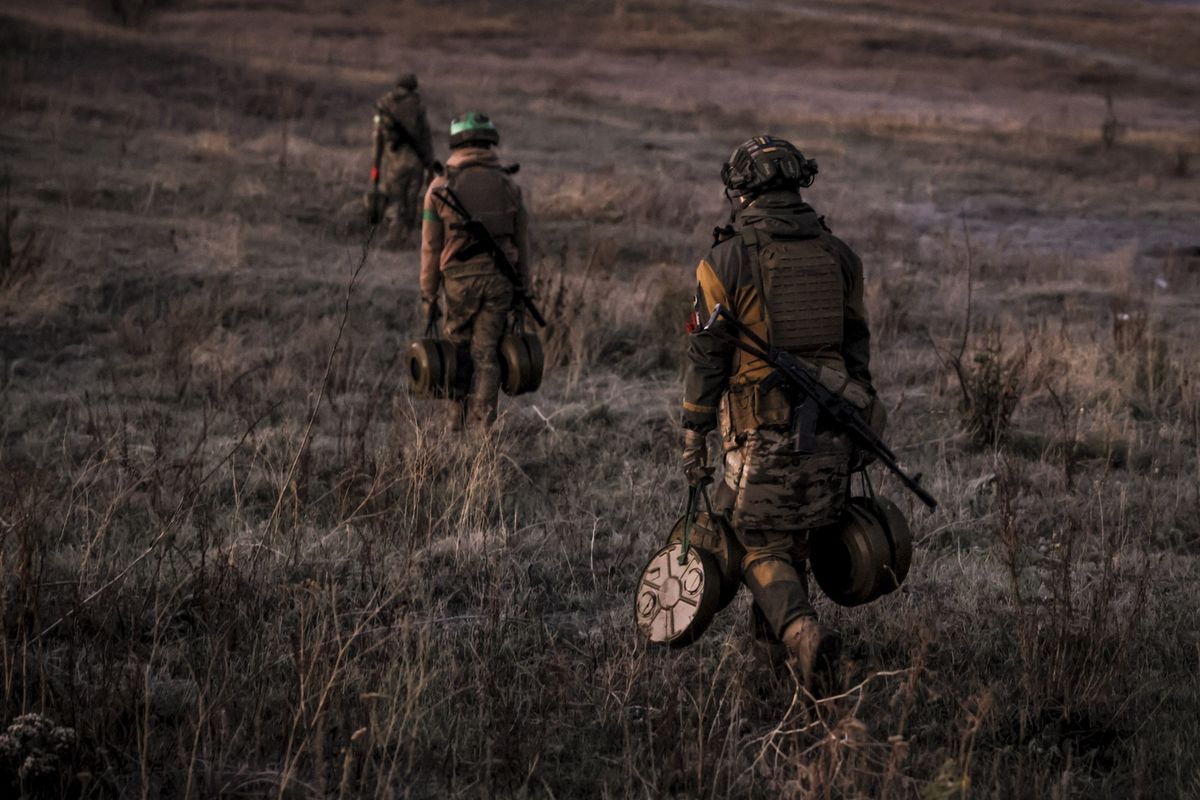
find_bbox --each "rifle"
[433,185,546,328]
[701,303,938,509]
[366,114,386,226]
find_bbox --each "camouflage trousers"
[442,271,513,429]
[723,425,852,638]
[382,149,425,244]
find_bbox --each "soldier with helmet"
[373,73,436,246]
[420,112,530,430]
[681,136,882,693]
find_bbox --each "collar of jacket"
[447,147,501,171]
[735,193,823,239]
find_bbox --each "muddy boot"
[781,617,841,697]
[749,603,786,674]
[466,359,501,430]
[383,224,410,250]
[442,398,466,433]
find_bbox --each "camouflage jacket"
[682,193,873,434]
[420,147,529,304]
[375,88,434,166]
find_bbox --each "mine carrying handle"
[679,482,716,565]
[701,304,938,510]
[433,187,547,328]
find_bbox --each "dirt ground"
[1,0,1199,797]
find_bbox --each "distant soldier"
[372,73,435,246]
[681,136,881,693]
[420,112,530,429]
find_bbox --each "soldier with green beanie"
[373,73,435,247]
[681,136,883,694]
[420,112,530,429]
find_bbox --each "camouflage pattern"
[381,147,426,244]
[375,85,434,244]
[681,189,874,639]
[743,553,812,639]
[723,427,852,532]
[441,273,513,428]
[420,147,528,297]
[421,145,528,430]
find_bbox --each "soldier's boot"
[466,380,499,430]
[749,603,787,673]
[384,223,411,249]
[781,616,841,698]
[442,399,466,432]
[466,350,501,430]
[381,201,411,249]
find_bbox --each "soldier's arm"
[513,188,530,286]
[414,106,435,167]
[832,236,874,391]
[420,185,444,304]
[682,257,734,433]
[376,97,400,148]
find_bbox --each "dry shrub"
[531,240,685,385]
[0,206,46,293]
[1088,299,1189,423]
[990,457,1158,774]
[1160,245,1200,292]
[948,326,1035,448]
[1110,300,1148,354]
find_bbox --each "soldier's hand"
[422,298,441,328]
[681,428,713,486]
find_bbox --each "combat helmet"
[721,135,818,200]
[449,111,500,149]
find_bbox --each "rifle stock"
[702,304,938,509]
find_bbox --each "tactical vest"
[725,224,847,433]
[447,165,517,239]
[438,163,520,274]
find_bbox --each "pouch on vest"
[758,237,844,358]
[447,166,517,238]
[753,382,792,429]
[727,382,756,434]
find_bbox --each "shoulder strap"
[738,225,772,339]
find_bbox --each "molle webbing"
[446,165,516,238]
[760,238,843,354]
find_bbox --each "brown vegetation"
[1,0,1198,797]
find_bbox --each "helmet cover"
[449,111,500,148]
[721,135,818,198]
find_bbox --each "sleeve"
[376,96,399,147]
[420,184,444,303]
[833,236,874,391]
[414,103,435,166]
[681,256,735,433]
[513,186,530,285]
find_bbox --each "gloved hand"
[681,428,713,486]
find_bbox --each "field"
[1,0,1199,796]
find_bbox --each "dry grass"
[1,0,1199,797]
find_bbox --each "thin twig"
[263,226,377,545]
